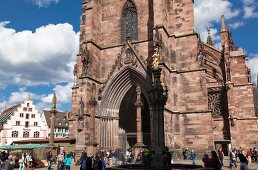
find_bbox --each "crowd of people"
[201,147,257,170]
[0,151,33,170]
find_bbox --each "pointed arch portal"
[98,67,151,150]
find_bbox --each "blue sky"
[0,0,257,112]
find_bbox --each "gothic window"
[208,92,223,117]
[121,0,138,43]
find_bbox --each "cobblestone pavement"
[15,157,258,169]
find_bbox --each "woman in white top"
[18,153,25,170]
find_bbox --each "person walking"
[239,149,249,170]
[47,151,53,170]
[218,147,224,166]
[64,154,72,170]
[18,153,25,170]
[229,148,237,168]
[57,152,65,170]
[191,150,196,165]
[4,155,14,170]
[209,150,222,170]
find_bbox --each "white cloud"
[29,0,59,8]
[247,54,258,83]
[229,21,245,29]
[194,0,240,44]
[41,83,72,104]
[242,0,258,18]
[0,21,79,88]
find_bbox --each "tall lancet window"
[121,0,138,43]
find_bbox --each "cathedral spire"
[221,15,227,32]
[207,27,214,46]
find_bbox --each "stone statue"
[81,47,90,75]
[52,93,57,110]
[226,62,231,81]
[135,85,143,107]
[153,26,162,48]
[152,48,160,70]
[77,97,84,131]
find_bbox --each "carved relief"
[81,46,91,76]
[77,97,85,132]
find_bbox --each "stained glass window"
[121,0,138,43]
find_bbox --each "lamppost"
[49,93,57,146]
[148,47,168,169]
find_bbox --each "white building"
[0,99,48,145]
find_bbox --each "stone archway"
[98,66,151,149]
[119,86,151,151]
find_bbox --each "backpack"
[81,159,87,170]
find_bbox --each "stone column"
[148,58,168,169]
[134,85,145,157]
[49,93,57,146]
[49,109,57,145]
[86,96,98,155]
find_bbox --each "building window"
[26,114,29,119]
[34,131,40,138]
[121,0,138,43]
[27,103,29,107]
[20,113,24,117]
[34,122,38,126]
[25,121,29,128]
[16,121,20,126]
[28,108,32,112]
[23,107,27,111]
[12,131,18,137]
[23,131,29,138]
[31,114,35,118]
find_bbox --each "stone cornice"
[164,108,211,115]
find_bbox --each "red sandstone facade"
[70,0,258,154]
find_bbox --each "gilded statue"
[152,48,160,70]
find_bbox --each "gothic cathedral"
[70,0,258,155]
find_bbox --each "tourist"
[100,155,106,170]
[218,147,224,166]
[93,155,103,170]
[229,148,237,168]
[47,151,53,170]
[57,152,65,170]
[4,155,14,170]
[18,153,25,170]
[252,147,257,163]
[64,153,72,170]
[80,151,93,170]
[246,148,252,163]
[191,150,196,165]
[202,153,210,168]
[113,149,119,165]
[182,148,188,160]
[209,150,222,170]
[239,149,249,170]
[25,153,33,170]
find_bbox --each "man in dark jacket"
[4,155,14,170]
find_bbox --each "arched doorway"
[98,66,152,149]
[118,86,151,152]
